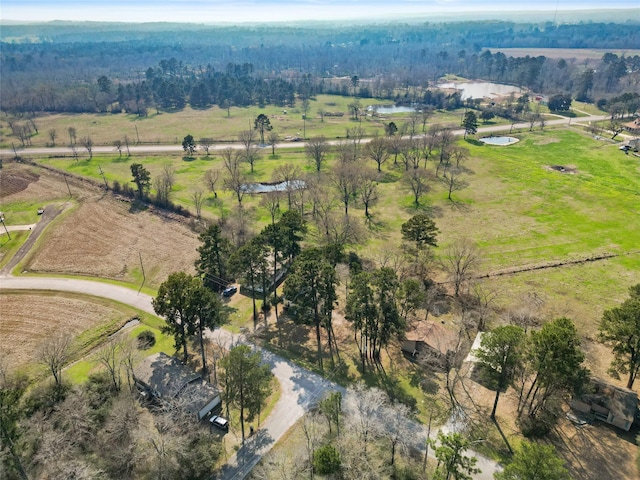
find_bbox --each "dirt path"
[0,202,69,275]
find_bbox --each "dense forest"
[1,20,639,114]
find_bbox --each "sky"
[1,0,638,24]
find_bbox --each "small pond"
[437,81,522,100]
[479,136,520,146]
[241,180,306,194]
[367,105,419,114]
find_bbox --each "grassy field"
[22,125,640,328]
[0,94,453,149]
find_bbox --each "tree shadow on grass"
[445,199,472,213]
[403,203,443,218]
[465,138,484,147]
[365,216,389,236]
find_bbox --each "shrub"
[24,380,70,415]
[137,330,156,349]
[313,443,341,475]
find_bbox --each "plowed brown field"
[3,162,200,288]
[0,291,134,368]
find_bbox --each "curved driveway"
[0,274,499,479]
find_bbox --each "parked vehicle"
[210,415,229,432]
[222,285,238,297]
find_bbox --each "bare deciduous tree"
[358,168,379,218]
[199,137,214,156]
[97,338,122,392]
[37,334,72,386]
[343,383,386,458]
[267,131,279,155]
[203,168,221,198]
[113,139,123,158]
[364,135,390,173]
[192,190,204,218]
[332,162,359,215]
[221,148,247,205]
[273,163,301,210]
[305,136,330,172]
[441,166,468,201]
[441,238,481,297]
[383,401,412,466]
[260,191,281,224]
[80,136,93,159]
[48,128,57,147]
[404,168,430,205]
[238,129,261,173]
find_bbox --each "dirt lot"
[0,291,135,369]
[2,161,200,288]
[455,363,639,480]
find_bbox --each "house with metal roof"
[134,352,221,421]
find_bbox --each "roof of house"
[134,352,213,400]
[583,378,638,425]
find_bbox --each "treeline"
[2,20,639,114]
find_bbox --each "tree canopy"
[598,284,640,389]
[477,325,525,419]
[220,345,273,442]
[130,163,150,198]
[495,441,569,480]
[401,214,439,249]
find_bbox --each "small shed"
[134,352,221,421]
[571,378,638,431]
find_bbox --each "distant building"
[571,378,639,432]
[134,352,221,421]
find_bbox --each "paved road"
[0,114,612,158]
[0,274,500,479]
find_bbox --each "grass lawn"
[65,313,175,383]
[33,126,640,331]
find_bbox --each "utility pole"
[0,213,11,240]
[134,125,140,144]
[63,174,72,198]
[138,252,146,294]
[98,166,109,190]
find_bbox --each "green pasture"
[38,128,640,275]
[19,124,640,331]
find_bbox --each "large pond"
[437,82,522,100]
[367,105,418,114]
[479,136,520,146]
[241,180,306,194]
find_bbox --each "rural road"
[0,274,500,479]
[0,114,612,158]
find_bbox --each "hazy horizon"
[2,1,639,24]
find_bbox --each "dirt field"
[0,291,135,369]
[456,364,639,480]
[486,48,640,63]
[2,162,201,288]
[1,161,81,203]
